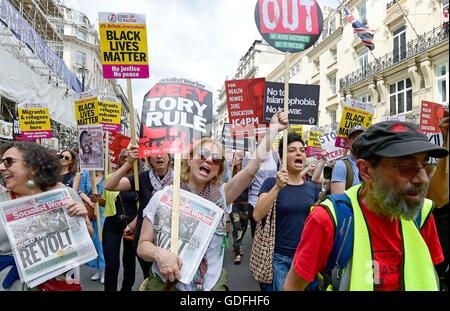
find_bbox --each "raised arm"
[104,146,138,192]
[224,111,288,205]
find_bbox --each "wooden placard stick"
[89,170,102,241]
[170,152,182,254]
[104,131,109,176]
[282,52,290,170]
[127,79,140,191]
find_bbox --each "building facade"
[215,0,448,143]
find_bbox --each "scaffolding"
[9,0,63,43]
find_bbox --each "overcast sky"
[63,0,338,115]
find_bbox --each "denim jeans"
[259,252,293,291]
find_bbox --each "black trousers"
[102,216,136,291]
[248,204,257,239]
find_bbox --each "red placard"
[419,101,444,134]
[108,131,131,169]
[225,78,265,131]
[258,0,320,35]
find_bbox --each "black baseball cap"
[352,121,449,159]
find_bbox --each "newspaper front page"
[153,187,224,285]
[0,188,97,288]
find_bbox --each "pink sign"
[102,64,149,79]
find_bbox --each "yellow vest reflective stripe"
[321,184,439,291]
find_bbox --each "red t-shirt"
[293,198,444,291]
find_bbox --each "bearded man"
[284,121,449,291]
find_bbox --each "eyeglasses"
[0,157,21,168]
[195,148,224,166]
[391,162,436,179]
[59,155,71,161]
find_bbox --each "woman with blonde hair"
[137,111,288,291]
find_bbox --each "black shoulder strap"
[343,159,354,190]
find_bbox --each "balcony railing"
[386,0,399,10]
[340,24,449,90]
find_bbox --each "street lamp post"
[78,65,87,92]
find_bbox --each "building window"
[76,51,86,65]
[328,74,337,96]
[329,109,337,124]
[389,78,412,115]
[358,50,368,70]
[55,23,64,36]
[314,60,320,73]
[76,30,87,42]
[436,63,448,106]
[54,45,64,59]
[358,94,371,104]
[330,48,337,63]
[393,26,406,63]
[358,2,367,25]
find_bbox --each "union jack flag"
[343,6,375,50]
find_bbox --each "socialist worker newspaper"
[0,188,97,288]
[153,186,224,285]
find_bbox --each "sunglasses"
[59,155,71,161]
[391,162,436,179]
[195,148,224,166]
[0,157,21,168]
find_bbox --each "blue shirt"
[259,177,319,257]
[330,155,361,187]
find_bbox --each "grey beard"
[371,177,428,220]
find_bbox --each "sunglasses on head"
[0,157,21,168]
[59,155,71,161]
[195,147,224,165]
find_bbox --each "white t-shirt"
[142,184,228,291]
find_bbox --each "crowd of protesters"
[0,109,448,292]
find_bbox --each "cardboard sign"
[255,0,323,53]
[306,129,323,156]
[225,78,265,129]
[108,131,131,170]
[139,78,213,157]
[318,130,345,161]
[0,120,13,140]
[419,101,444,134]
[222,123,252,152]
[335,98,374,148]
[264,82,320,125]
[17,103,52,141]
[99,12,149,79]
[288,125,304,140]
[98,96,122,132]
[78,125,104,171]
[75,95,100,126]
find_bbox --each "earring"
[26,179,36,189]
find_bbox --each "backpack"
[308,193,425,291]
[322,158,354,196]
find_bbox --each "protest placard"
[99,13,149,79]
[98,95,122,132]
[335,98,374,148]
[0,120,13,140]
[18,103,52,141]
[318,130,345,161]
[78,125,104,171]
[139,78,213,157]
[289,125,304,140]
[225,78,265,129]
[306,129,323,156]
[264,82,320,125]
[419,101,444,134]
[108,131,131,170]
[75,95,99,127]
[254,0,324,53]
